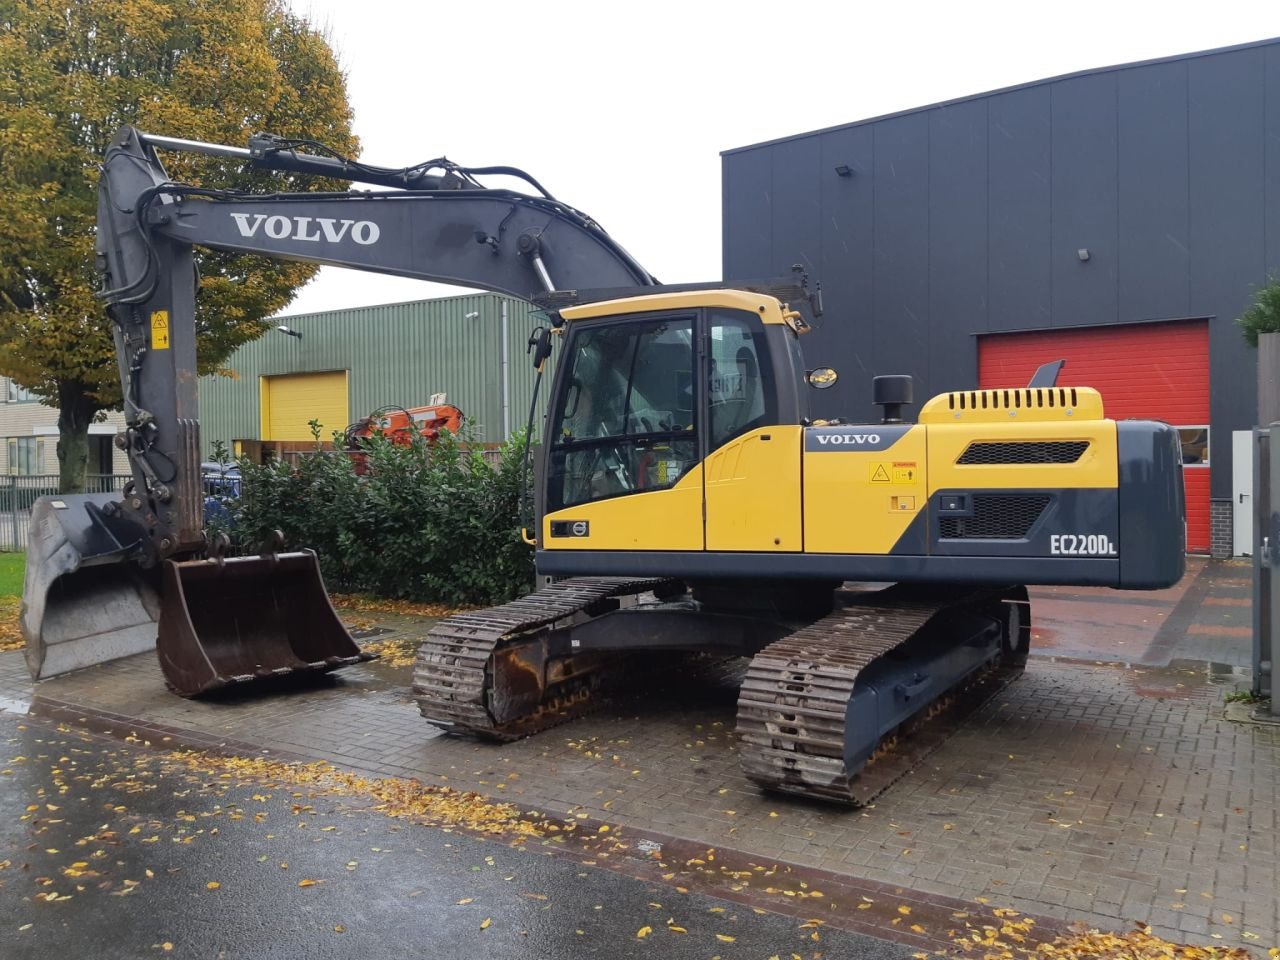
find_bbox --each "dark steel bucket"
[23,494,161,680]
[156,551,374,696]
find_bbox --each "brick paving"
[1,560,1276,951]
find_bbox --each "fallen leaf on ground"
[0,598,23,652]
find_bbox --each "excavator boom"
[25,125,658,691]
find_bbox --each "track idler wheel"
[483,637,612,738]
[1000,586,1032,668]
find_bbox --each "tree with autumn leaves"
[0,0,356,492]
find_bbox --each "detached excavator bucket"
[23,494,161,681]
[156,551,375,697]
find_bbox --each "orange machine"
[342,402,464,474]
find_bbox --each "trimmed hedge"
[221,423,535,606]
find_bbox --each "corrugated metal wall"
[199,293,552,454]
[722,37,1280,501]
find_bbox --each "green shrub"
[225,421,535,606]
[1238,276,1280,347]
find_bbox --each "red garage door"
[978,320,1209,553]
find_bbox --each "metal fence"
[1253,428,1278,715]
[0,474,130,552]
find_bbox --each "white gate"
[1233,430,1254,556]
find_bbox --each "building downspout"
[501,298,511,440]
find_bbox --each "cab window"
[707,309,777,449]
[547,317,697,511]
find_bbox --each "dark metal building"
[722,37,1280,556]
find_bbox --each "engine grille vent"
[947,387,1078,410]
[939,494,1051,540]
[957,440,1089,465]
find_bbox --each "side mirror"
[526,326,553,370]
[806,367,838,390]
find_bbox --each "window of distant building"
[7,437,44,475]
[6,381,37,403]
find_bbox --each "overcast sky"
[276,0,1278,318]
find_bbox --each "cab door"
[541,313,705,552]
[702,308,804,552]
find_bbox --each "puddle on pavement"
[356,656,419,685]
[1030,626,1061,649]
[348,625,391,640]
[1121,660,1248,700]
[1028,624,1139,661]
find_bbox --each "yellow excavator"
[23,127,1185,805]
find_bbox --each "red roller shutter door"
[978,320,1209,553]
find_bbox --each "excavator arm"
[95,126,655,566]
[24,125,657,686]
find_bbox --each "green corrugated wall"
[198,292,553,454]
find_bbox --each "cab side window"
[707,310,776,449]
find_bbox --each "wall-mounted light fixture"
[1077,248,1091,262]
[834,164,853,178]
[464,311,480,320]
[275,324,303,340]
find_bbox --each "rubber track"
[412,576,675,739]
[736,591,1021,805]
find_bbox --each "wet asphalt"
[0,712,912,959]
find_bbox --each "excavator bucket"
[23,494,161,681]
[156,551,374,696]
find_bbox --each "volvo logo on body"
[229,213,381,245]
[815,433,881,445]
[805,423,909,452]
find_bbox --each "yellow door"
[260,371,349,441]
[704,427,803,551]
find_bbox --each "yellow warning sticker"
[892,461,919,483]
[870,461,918,484]
[150,310,170,350]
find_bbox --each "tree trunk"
[56,380,101,494]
